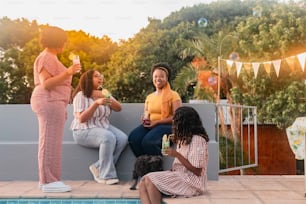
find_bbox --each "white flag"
[235,61,243,77]
[297,52,306,72]
[272,60,281,77]
[252,62,261,78]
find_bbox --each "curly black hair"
[172,106,209,147]
[150,62,171,81]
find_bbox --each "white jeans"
[73,125,128,179]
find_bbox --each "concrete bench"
[0,103,219,181]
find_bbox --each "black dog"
[130,155,163,190]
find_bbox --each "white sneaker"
[38,183,42,190]
[89,165,107,184]
[94,178,119,185]
[89,165,119,185]
[106,178,119,185]
[89,165,101,182]
[41,181,71,193]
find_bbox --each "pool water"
[0,199,141,204]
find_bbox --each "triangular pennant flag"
[243,63,252,74]
[285,56,296,71]
[252,62,260,78]
[235,61,243,77]
[297,52,306,72]
[263,61,272,75]
[272,59,281,77]
[226,60,234,71]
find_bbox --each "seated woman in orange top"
[128,62,182,157]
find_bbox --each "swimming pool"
[0,199,141,204]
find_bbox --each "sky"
[0,0,215,41]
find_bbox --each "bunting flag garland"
[223,52,306,78]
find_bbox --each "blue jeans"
[128,124,172,157]
[73,125,128,179]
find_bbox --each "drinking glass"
[72,55,80,65]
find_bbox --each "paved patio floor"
[0,175,305,204]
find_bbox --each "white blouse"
[70,91,111,130]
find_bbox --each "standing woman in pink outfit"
[30,26,81,193]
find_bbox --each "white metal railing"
[216,103,258,174]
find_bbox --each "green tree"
[172,0,306,128]
[230,0,306,128]
[0,17,39,49]
[0,19,118,103]
[1,0,306,125]
[102,18,197,102]
[0,47,32,103]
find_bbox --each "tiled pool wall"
[0,199,141,204]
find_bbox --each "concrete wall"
[0,103,219,181]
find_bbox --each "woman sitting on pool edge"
[139,106,209,203]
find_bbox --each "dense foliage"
[0,0,305,128]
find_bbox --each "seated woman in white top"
[70,69,128,185]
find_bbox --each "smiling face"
[152,68,168,90]
[92,70,104,90]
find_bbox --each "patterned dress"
[145,135,208,197]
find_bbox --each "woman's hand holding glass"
[95,97,112,106]
[66,54,81,75]
[142,112,150,126]
[66,64,81,75]
[162,147,176,157]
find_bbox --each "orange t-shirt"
[145,90,181,121]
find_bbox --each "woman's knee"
[143,176,156,191]
[98,133,116,145]
[128,134,135,143]
[139,177,148,193]
[129,126,147,140]
[141,137,159,149]
[121,136,128,146]
[128,134,143,146]
[140,176,150,187]
[139,178,145,189]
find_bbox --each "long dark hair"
[172,106,209,147]
[72,69,96,99]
